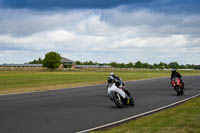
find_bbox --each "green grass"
[92,96,200,133]
[0,70,199,94]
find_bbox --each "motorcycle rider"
[108,72,124,87]
[170,69,184,87]
[107,72,130,97]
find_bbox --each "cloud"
[0,7,200,64]
[1,0,156,10]
[1,0,200,15]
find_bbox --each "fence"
[0,66,47,71]
[1,66,196,72]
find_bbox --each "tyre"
[129,98,135,106]
[176,86,180,96]
[177,91,180,96]
[180,88,184,95]
[113,92,123,108]
[182,82,185,89]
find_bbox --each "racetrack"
[0,76,200,133]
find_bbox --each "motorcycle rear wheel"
[180,88,184,95]
[129,98,135,106]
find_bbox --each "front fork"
[117,93,121,101]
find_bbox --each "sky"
[0,0,200,64]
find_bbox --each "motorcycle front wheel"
[113,93,124,108]
[176,86,181,96]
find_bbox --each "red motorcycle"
[171,77,184,96]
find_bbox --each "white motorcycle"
[107,79,135,108]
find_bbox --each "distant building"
[61,57,74,65]
[60,57,75,68]
[1,64,42,67]
[75,65,112,68]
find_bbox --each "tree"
[88,61,94,65]
[119,63,126,68]
[27,57,43,64]
[43,51,62,71]
[135,61,143,68]
[168,62,179,69]
[153,63,159,69]
[143,62,151,68]
[158,62,165,69]
[38,57,43,64]
[126,62,134,68]
[76,61,81,65]
[109,62,119,68]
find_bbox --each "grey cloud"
[0,8,200,64]
[0,9,92,37]
[100,9,200,37]
[1,0,156,10]
[1,8,200,37]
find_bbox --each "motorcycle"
[171,77,184,96]
[107,79,135,108]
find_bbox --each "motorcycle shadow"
[168,93,186,96]
[108,103,135,109]
[109,106,132,109]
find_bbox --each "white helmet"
[110,72,114,76]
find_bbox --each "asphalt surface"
[0,76,200,133]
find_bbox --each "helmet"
[110,72,114,76]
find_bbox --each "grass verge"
[0,70,199,94]
[92,96,200,133]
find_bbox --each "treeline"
[26,58,43,64]
[76,61,98,65]
[26,58,200,69]
[76,61,200,69]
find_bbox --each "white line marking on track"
[76,93,200,133]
